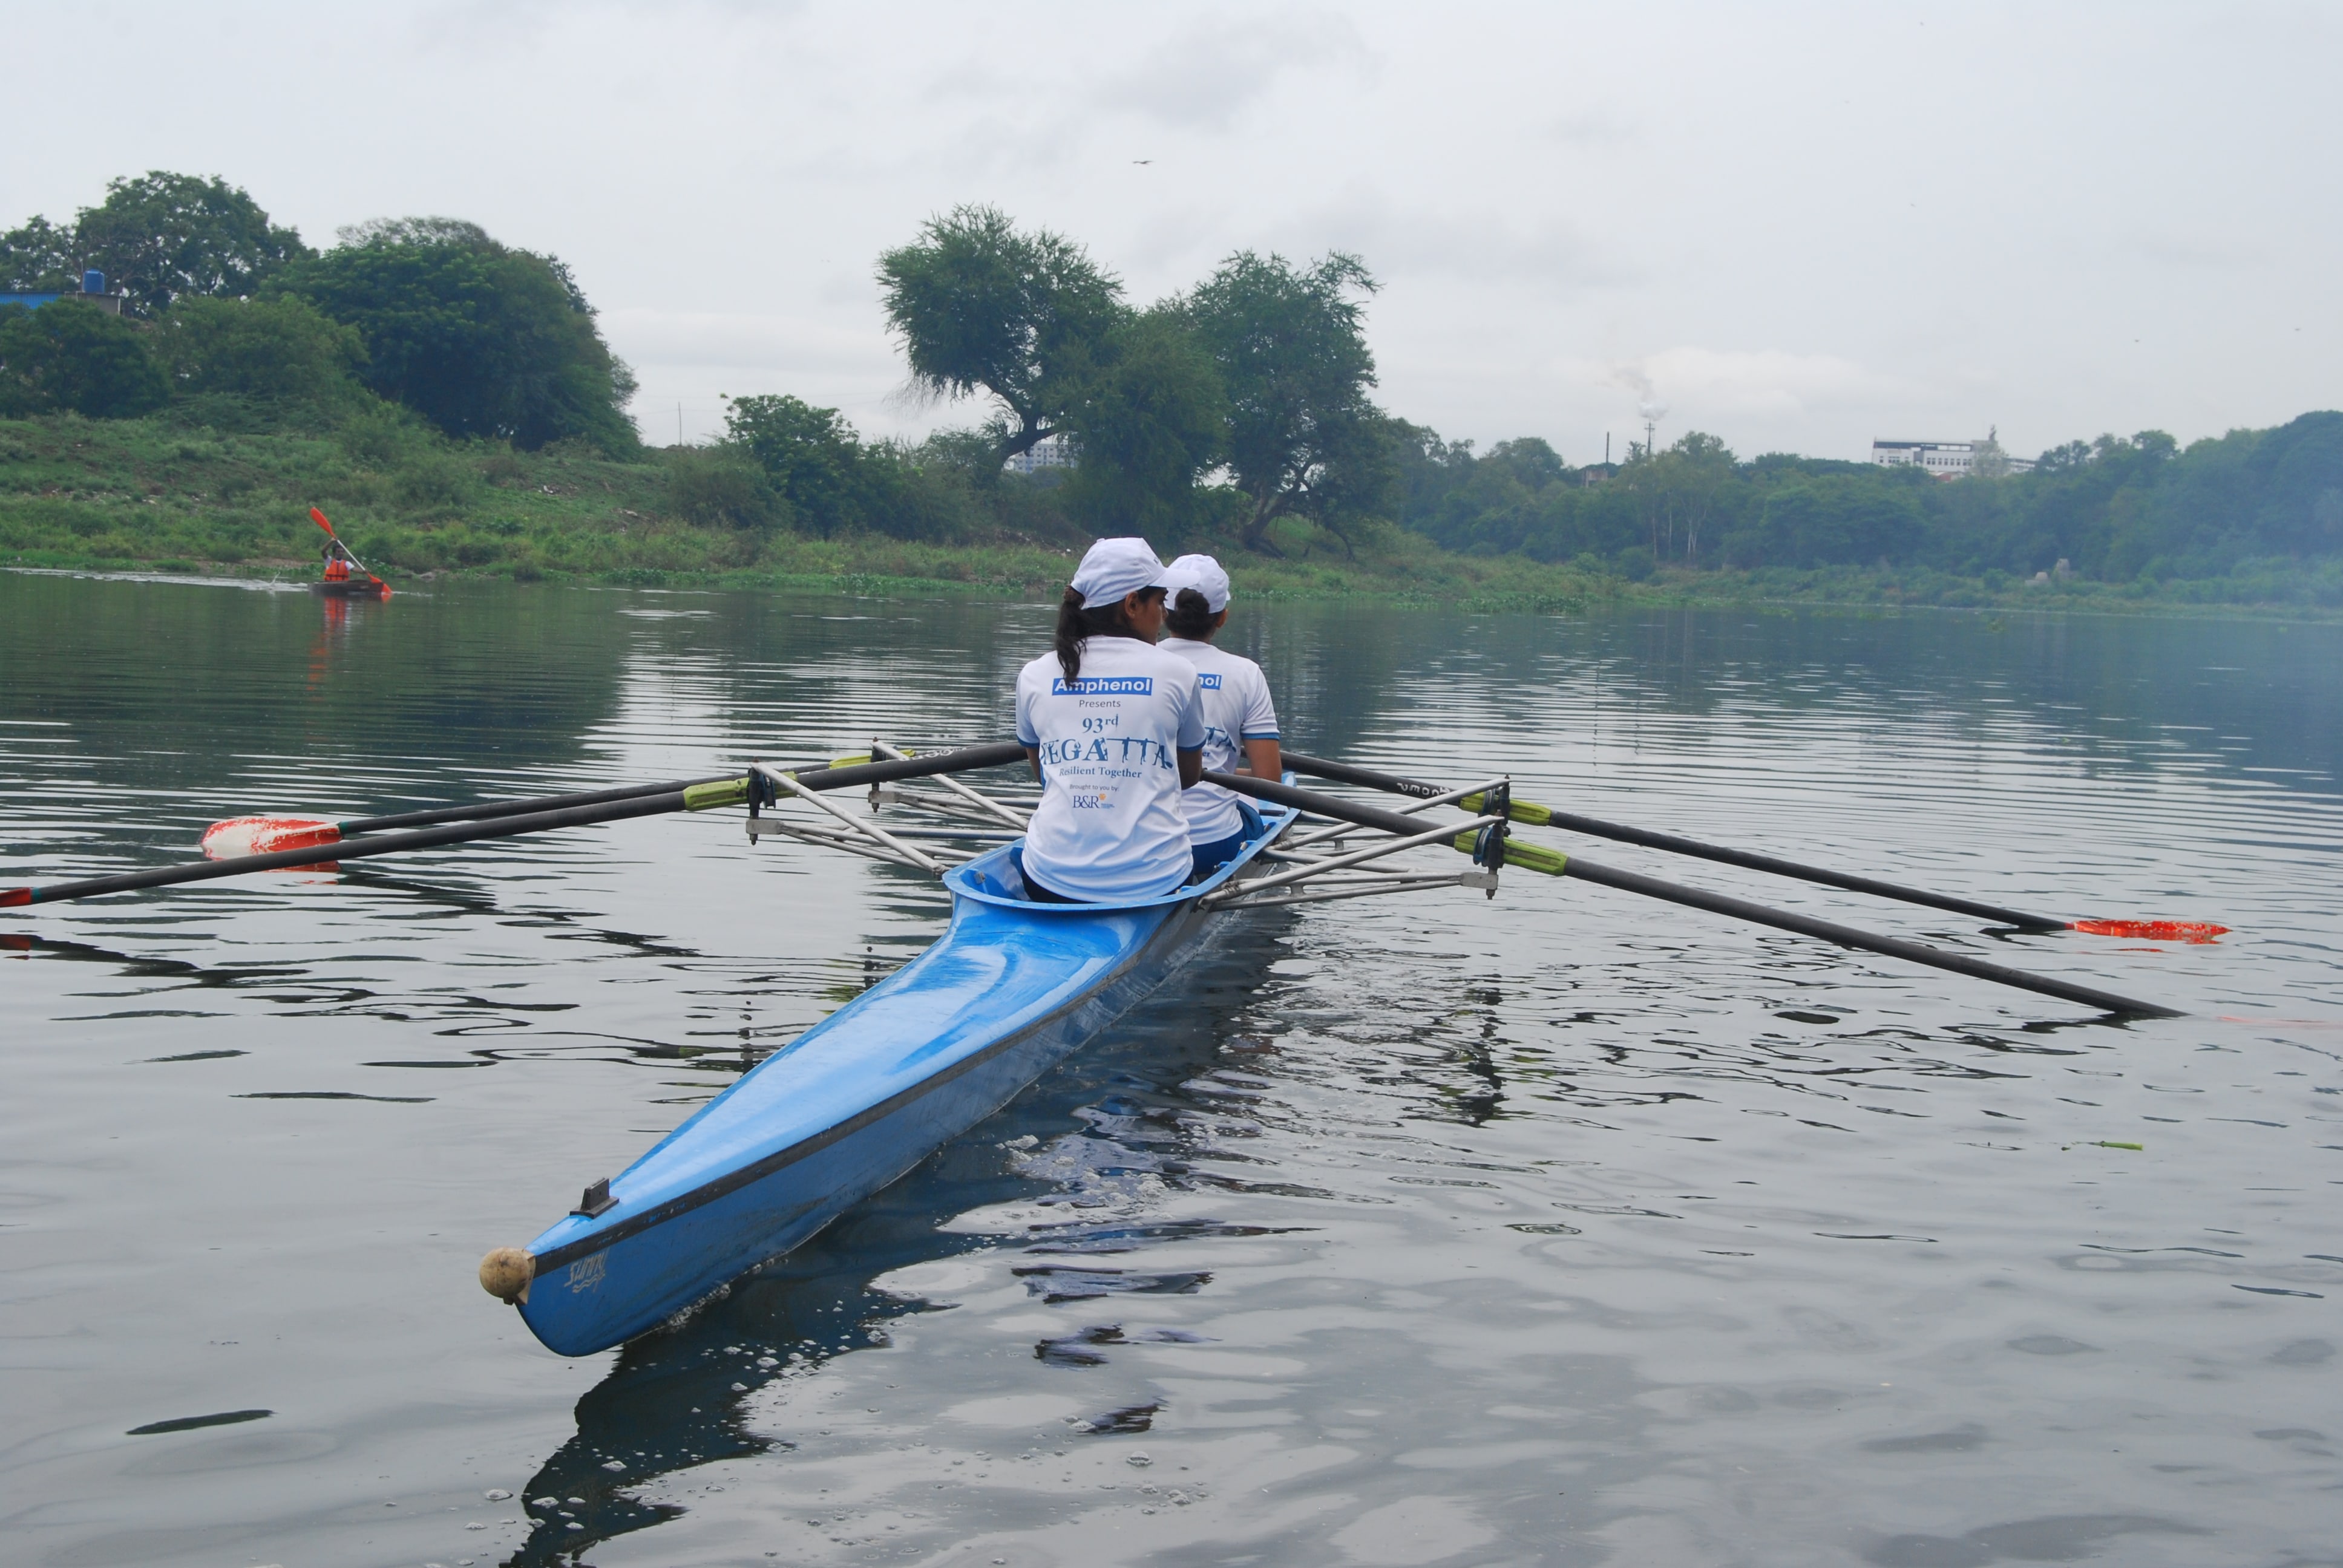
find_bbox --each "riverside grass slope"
[0,410,1594,609]
[3,410,2331,615]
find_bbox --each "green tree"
[277,221,638,454]
[877,205,1124,465]
[0,299,171,417]
[156,295,366,405]
[1746,472,1925,565]
[1622,432,1738,561]
[723,393,871,535]
[71,172,312,316]
[0,215,79,292]
[1181,250,1389,554]
[1060,309,1227,538]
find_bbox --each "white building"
[1003,434,1076,475]
[1870,438,2034,478]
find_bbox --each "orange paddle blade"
[201,816,343,860]
[2069,919,2228,944]
[309,506,337,536]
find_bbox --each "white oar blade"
[200,816,342,860]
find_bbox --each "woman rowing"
[1158,554,1281,878]
[1013,538,1206,904]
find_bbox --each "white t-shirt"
[1014,637,1206,901]
[1158,637,1280,843]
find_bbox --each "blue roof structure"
[0,292,65,310]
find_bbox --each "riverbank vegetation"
[5,173,2340,612]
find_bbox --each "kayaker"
[323,540,350,583]
[1158,553,1280,878]
[1013,538,1205,904]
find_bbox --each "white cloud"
[1092,10,1373,131]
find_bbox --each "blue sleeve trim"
[1176,744,1204,754]
[1015,731,1038,747]
[1240,731,1281,740]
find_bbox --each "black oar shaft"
[341,777,733,835]
[1555,857,2177,1018]
[9,743,1034,909]
[800,742,1027,793]
[13,792,692,906]
[1205,772,2176,1019]
[334,742,1027,835]
[1281,750,2065,932]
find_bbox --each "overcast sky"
[9,2,2337,460]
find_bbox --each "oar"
[1209,771,2180,1019]
[196,744,1025,857]
[7,743,1028,908]
[1280,751,2197,938]
[203,773,770,857]
[310,507,390,595]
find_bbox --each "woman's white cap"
[1162,553,1232,613]
[1070,537,1173,609]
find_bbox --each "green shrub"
[156,295,365,407]
[666,446,788,531]
[0,300,169,418]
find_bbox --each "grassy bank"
[0,410,1604,609]
[4,410,2333,617]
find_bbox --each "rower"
[323,540,351,583]
[1158,554,1280,878]
[1012,538,1205,904]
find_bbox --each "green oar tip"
[682,777,752,812]
[1449,833,1568,877]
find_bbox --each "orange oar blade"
[201,817,343,860]
[310,507,337,536]
[2070,919,2229,944]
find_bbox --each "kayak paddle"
[1208,771,2181,1019]
[1281,751,2224,944]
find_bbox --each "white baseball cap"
[1070,537,1173,609]
[1162,553,1232,613]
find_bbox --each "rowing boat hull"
[513,813,1286,1356]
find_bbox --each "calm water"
[2,571,2338,1568]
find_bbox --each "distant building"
[0,270,126,316]
[1003,434,1075,474]
[1870,437,2034,479]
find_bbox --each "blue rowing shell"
[510,806,1291,1355]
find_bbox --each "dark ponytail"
[1165,586,1217,640]
[1053,586,1165,684]
[1054,589,1089,684]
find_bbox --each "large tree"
[0,215,79,293]
[1181,250,1389,554]
[71,172,310,315]
[1622,431,1737,562]
[877,205,1124,464]
[1059,309,1228,538]
[722,393,870,535]
[276,220,637,453]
